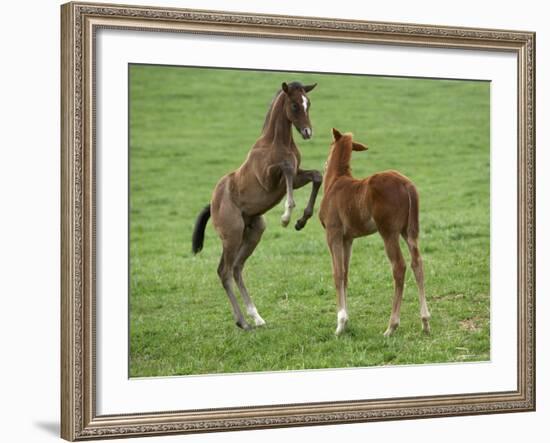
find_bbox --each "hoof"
[422,319,431,335]
[383,324,399,337]
[236,321,252,331]
[247,307,266,327]
[295,220,305,231]
[335,310,348,336]
[281,217,290,227]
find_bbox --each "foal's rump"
[367,170,419,238]
[191,173,234,255]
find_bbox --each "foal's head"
[331,128,368,150]
[324,128,368,178]
[281,81,317,140]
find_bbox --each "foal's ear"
[352,141,368,151]
[281,82,289,94]
[303,83,317,93]
[332,128,343,141]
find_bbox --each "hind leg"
[404,235,431,334]
[382,233,406,337]
[212,199,250,330]
[233,216,267,326]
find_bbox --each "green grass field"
[129,65,490,377]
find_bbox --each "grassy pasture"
[129,65,490,377]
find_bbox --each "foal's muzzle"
[300,127,313,140]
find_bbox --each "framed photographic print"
[61,1,535,440]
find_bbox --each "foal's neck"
[261,92,294,147]
[324,142,353,192]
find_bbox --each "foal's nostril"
[302,127,312,139]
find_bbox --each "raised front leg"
[293,169,323,231]
[279,160,296,227]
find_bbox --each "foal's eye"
[291,103,299,112]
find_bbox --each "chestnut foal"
[192,82,322,330]
[319,129,431,336]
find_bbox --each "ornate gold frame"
[61,2,536,440]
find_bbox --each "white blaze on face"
[302,94,308,113]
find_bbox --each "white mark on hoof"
[335,309,348,335]
[281,198,295,227]
[281,214,290,227]
[248,306,266,326]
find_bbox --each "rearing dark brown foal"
[192,82,322,330]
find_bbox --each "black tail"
[192,204,211,254]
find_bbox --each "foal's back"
[321,170,413,239]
